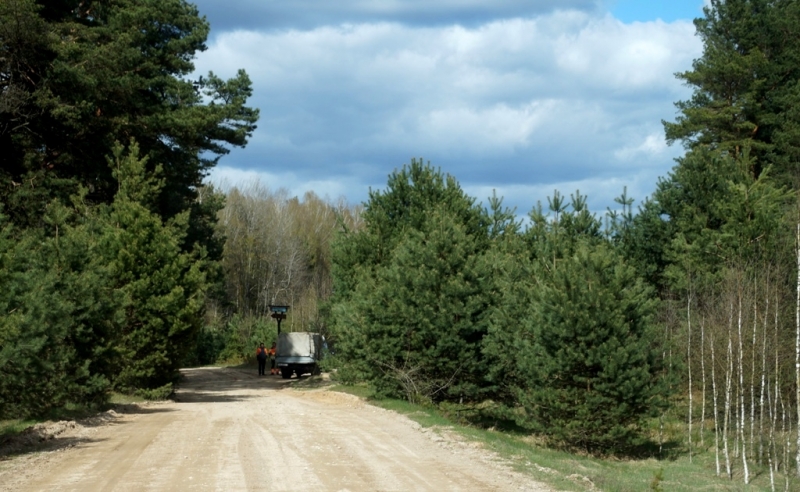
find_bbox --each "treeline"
[326,161,668,454]
[0,0,257,416]
[196,184,361,364]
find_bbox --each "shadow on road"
[0,413,144,459]
[110,404,176,416]
[173,366,310,404]
[0,435,112,460]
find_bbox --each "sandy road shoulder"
[0,403,171,491]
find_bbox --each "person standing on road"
[256,343,268,376]
[269,342,277,375]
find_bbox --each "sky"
[192,0,709,216]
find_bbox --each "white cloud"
[194,9,701,213]
[553,15,697,92]
[614,132,669,162]
[464,166,664,218]
[206,166,366,206]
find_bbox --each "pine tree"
[330,161,496,400]
[663,0,800,186]
[103,142,207,391]
[484,192,667,452]
[0,197,120,418]
[519,241,666,453]
[338,207,492,402]
[0,0,258,243]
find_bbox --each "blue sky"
[192,0,707,215]
[610,0,706,23]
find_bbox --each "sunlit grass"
[107,392,146,405]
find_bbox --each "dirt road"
[0,367,551,491]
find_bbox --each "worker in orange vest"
[269,342,277,375]
[256,343,268,376]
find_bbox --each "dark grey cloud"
[191,0,598,33]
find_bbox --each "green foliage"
[194,325,228,366]
[520,242,667,452]
[485,193,668,453]
[0,0,258,233]
[214,314,276,364]
[626,146,791,294]
[524,190,602,264]
[332,158,488,301]
[0,199,120,418]
[663,0,800,187]
[0,0,254,417]
[103,142,208,391]
[331,172,668,453]
[330,161,494,402]
[338,207,493,402]
[134,383,174,401]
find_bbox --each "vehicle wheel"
[280,367,292,379]
[311,365,321,376]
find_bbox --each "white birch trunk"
[795,222,800,478]
[739,297,750,484]
[701,316,707,448]
[759,289,769,464]
[782,391,790,491]
[711,331,720,476]
[688,295,693,462]
[769,337,780,492]
[734,381,740,459]
[768,380,776,492]
[725,320,733,479]
[751,288,758,461]
[738,294,750,484]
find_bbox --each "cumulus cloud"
[614,133,669,162]
[207,166,365,206]
[194,8,700,214]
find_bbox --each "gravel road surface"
[0,367,552,491]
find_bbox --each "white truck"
[276,332,324,379]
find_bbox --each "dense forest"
[0,0,259,407]
[3,0,800,486]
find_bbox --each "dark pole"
[269,306,289,337]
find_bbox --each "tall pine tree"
[103,142,208,391]
[330,161,495,402]
[663,0,800,186]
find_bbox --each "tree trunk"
[688,295,693,462]
[711,331,721,477]
[768,379,776,492]
[725,316,733,479]
[738,293,750,484]
[750,284,758,463]
[782,391,790,491]
[759,287,769,464]
[795,222,800,477]
[701,316,707,448]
